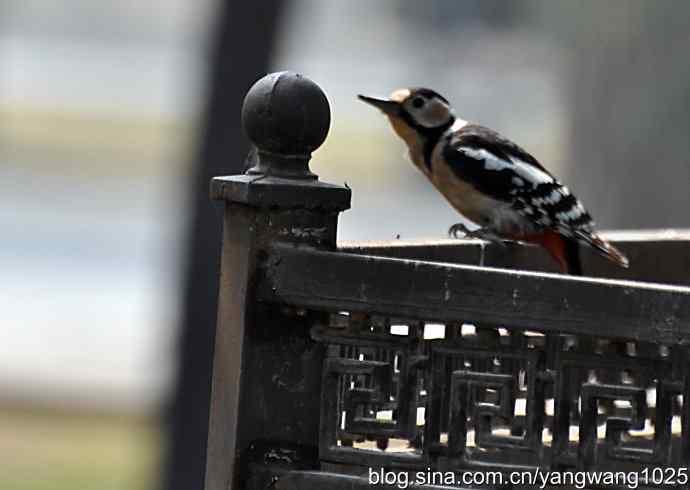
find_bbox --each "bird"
[358,88,629,275]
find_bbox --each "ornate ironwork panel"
[314,312,690,478]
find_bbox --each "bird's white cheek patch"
[416,99,452,128]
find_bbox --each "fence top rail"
[259,243,690,344]
[339,228,690,250]
[337,229,690,286]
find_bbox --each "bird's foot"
[448,222,472,239]
[448,223,508,248]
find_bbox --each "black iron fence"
[204,72,690,490]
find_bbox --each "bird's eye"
[411,97,425,108]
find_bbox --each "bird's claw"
[448,223,508,248]
[448,223,473,239]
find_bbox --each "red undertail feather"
[523,229,630,275]
[523,230,582,275]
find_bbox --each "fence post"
[204,72,351,490]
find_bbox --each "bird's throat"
[388,115,421,149]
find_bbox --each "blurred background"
[1,1,689,489]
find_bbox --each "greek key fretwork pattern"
[432,346,546,469]
[314,312,690,477]
[551,352,684,471]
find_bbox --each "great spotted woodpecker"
[359,88,629,275]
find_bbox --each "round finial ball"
[242,72,331,157]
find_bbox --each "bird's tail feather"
[574,230,630,269]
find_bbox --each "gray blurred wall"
[541,1,690,228]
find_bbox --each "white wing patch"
[459,148,506,170]
[459,147,555,187]
[513,159,554,185]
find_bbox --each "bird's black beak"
[358,94,400,115]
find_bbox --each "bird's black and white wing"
[442,123,594,235]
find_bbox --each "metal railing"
[204,72,690,490]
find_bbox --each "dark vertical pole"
[205,72,350,490]
[164,3,284,490]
